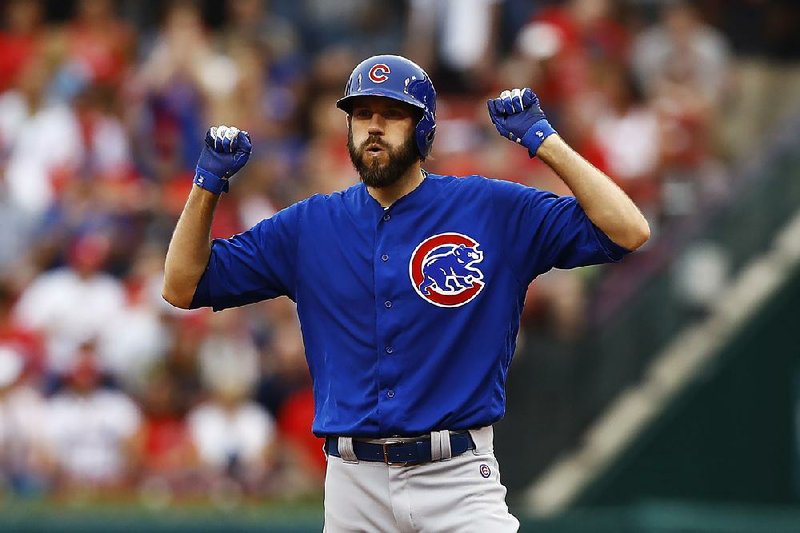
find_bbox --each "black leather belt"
[325,432,474,466]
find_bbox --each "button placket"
[376,206,400,417]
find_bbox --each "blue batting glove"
[487,88,556,157]
[193,125,252,194]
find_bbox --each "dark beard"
[347,129,418,188]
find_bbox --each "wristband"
[193,167,229,195]
[521,119,557,158]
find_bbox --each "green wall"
[576,263,800,506]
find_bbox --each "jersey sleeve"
[190,202,301,310]
[488,178,630,284]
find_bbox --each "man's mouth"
[365,143,385,154]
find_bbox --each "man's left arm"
[536,134,650,251]
[488,88,650,251]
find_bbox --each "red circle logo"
[409,233,485,308]
[368,63,391,83]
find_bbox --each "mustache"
[360,136,388,149]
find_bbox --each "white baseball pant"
[323,426,520,532]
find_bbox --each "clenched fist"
[193,125,252,195]
[487,88,556,157]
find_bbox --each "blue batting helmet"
[337,55,436,159]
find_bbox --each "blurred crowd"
[0,0,797,507]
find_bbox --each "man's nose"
[367,113,385,135]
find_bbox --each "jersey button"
[381,254,389,262]
[385,346,393,354]
[384,300,392,309]
[383,213,391,221]
[387,390,395,399]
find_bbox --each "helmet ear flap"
[416,112,436,159]
[425,125,436,146]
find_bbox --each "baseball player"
[163,55,649,531]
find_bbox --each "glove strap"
[521,119,557,158]
[193,167,229,195]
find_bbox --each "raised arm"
[162,126,252,308]
[487,88,650,251]
[162,187,220,308]
[535,135,650,250]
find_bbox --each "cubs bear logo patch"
[409,233,485,307]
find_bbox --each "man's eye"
[385,109,406,119]
[353,109,372,119]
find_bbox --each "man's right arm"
[162,125,252,309]
[162,186,220,308]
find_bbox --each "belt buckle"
[382,440,409,466]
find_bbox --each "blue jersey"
[191,174,629,437]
